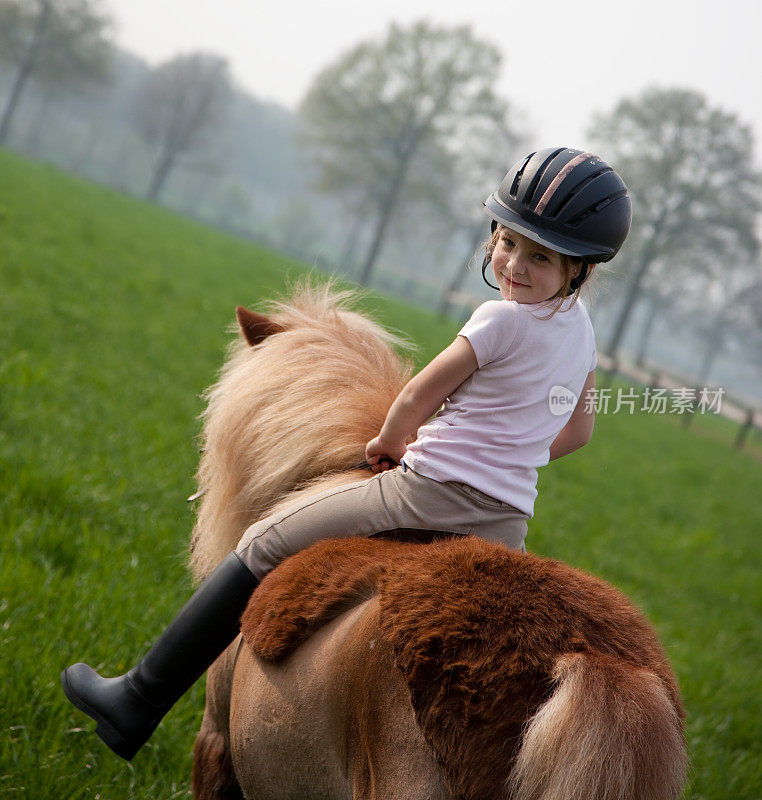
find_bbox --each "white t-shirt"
[402,296,596,517]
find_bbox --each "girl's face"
[491,226,579,304]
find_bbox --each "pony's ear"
[236,306,285,346]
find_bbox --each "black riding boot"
[61,551,258,761]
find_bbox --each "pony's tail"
[509,652,687,800]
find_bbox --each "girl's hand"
[365,435,407,473]
[363,337,478,474]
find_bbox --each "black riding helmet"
[482,147,632,294]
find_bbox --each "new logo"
[548,385,578,416]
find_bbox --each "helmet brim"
[483,194,614,262]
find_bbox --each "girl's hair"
[483,225,594,316]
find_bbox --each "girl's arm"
[366,336,479,470]
[548,369,596,461]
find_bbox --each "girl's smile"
[505,277,528,288]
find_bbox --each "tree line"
[1,0,760,386]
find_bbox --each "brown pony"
[190,282,687,800]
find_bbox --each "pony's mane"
[190,281,413,581]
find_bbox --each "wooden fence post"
[735,408,755,450]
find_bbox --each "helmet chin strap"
[481,254,500,291]
[567,262,589,295]
[483,220,501,291]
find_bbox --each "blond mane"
[189,281,412,581]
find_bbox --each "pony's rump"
[241,536,685,800]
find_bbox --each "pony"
[189,282,687,800]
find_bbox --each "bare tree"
[299,21,515,287]
[589,87,761,359]
[0,0,111,143]
[133,52,231,202]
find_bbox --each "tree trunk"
[696,310,727,386]
[0,1,51,144]
[606,259,648,358]
[338,204,368,275]
[357,173,405,286]
[634,294,662,367]
[438,223,486,317]
[146,145,177,202]
[605,224,664,358]
[357,128,419,286]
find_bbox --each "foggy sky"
[105,0,761,163]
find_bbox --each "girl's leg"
[234,467,479,577]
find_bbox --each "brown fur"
[241,538,407,661]
[192,726,244,800]
[193,636,244,800]
[241,536,686,800]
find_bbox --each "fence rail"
[597,353,762,450]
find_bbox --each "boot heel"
[94,721,141,761]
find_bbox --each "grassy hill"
[1,148,761,798]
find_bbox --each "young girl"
[62,146,632,761]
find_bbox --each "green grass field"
[2,149,761,799]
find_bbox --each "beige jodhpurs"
[235,465,529,580]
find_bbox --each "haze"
[105,0,762,159]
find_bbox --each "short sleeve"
[458,301,520,367]
[589,340,597,373]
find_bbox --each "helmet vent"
[567,189,628,228]
[525,148,565,208]
[510,153,534,197]
[551,167,612,218]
